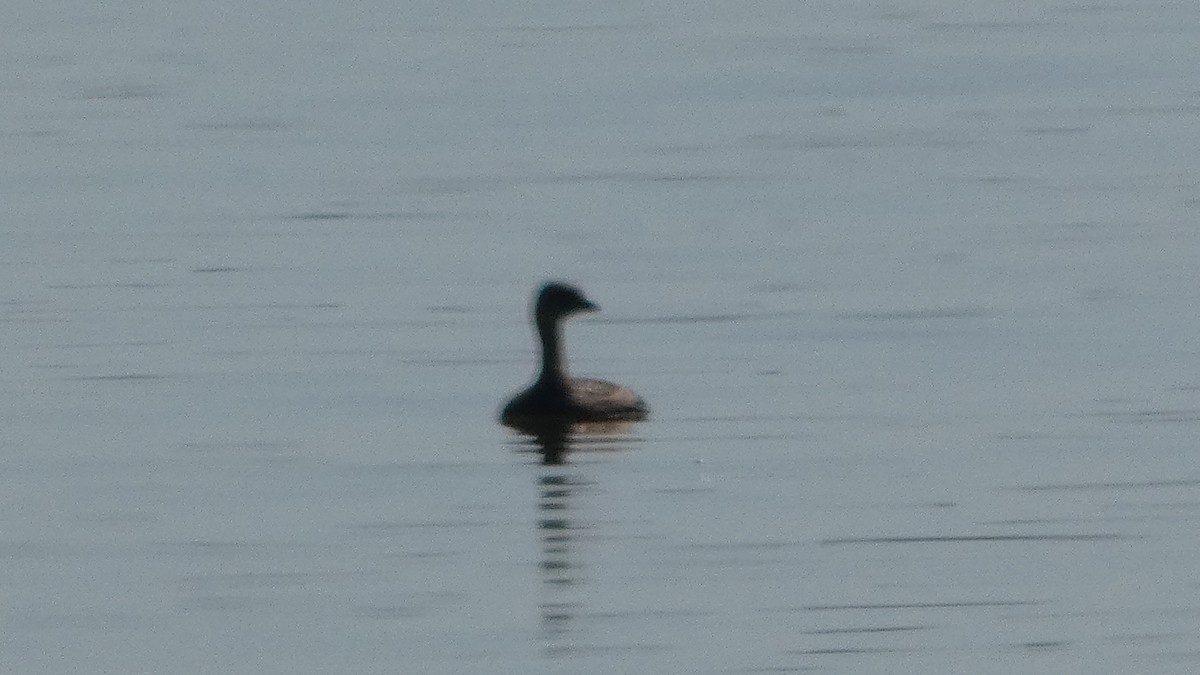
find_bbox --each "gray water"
[4,1,1200,672]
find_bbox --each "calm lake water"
[4,1,1200,673]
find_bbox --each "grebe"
[500,282,648,427]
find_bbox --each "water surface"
[3,1,1200,673]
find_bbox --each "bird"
[500,282,648,429]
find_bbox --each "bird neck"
[536,314,568,385]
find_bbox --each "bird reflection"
[511,421,636,655]
[537,470,589,647]
[508,419,636,465]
